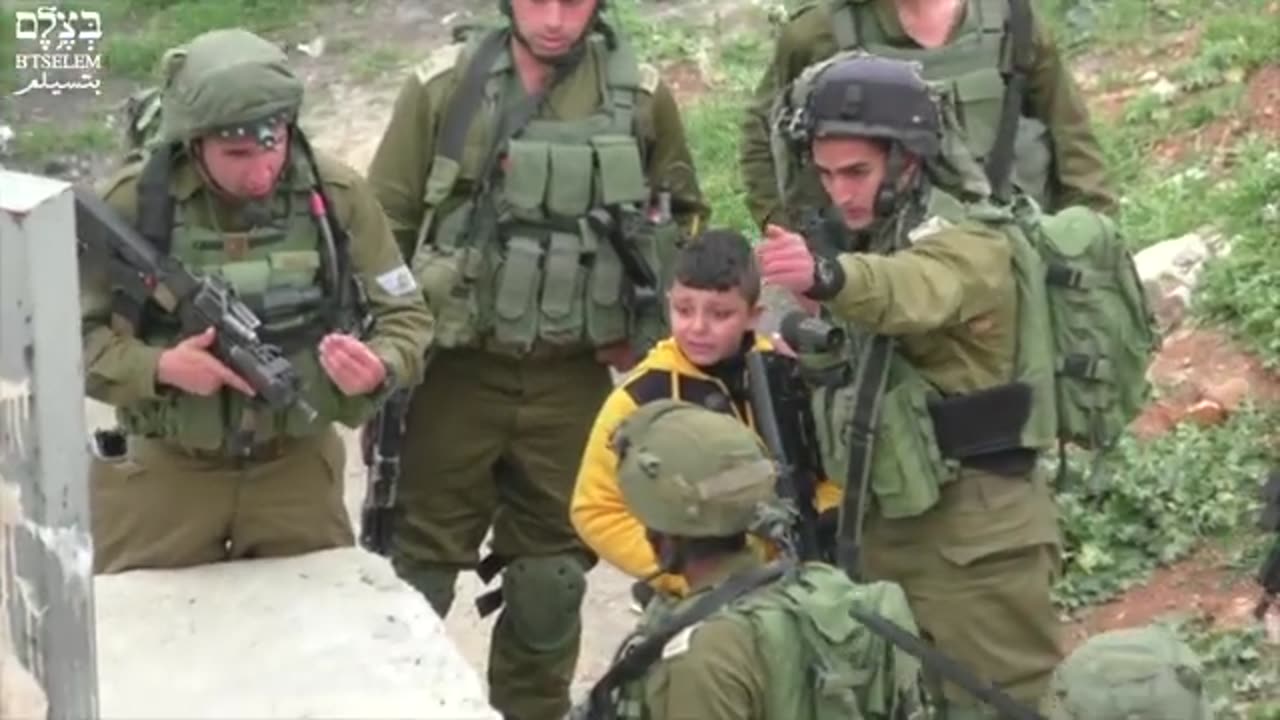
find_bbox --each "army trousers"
[91,426,353,574]
[861,468,1064,718]
[391,347,611,720]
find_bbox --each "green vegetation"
[97,0,314,80]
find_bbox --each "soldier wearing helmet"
[1042,625,1215,720]
[755,53,1064,719]
[81,29,433,574]
[739,0,1113,232]
[365,1,707,717]
[573,399,925,720]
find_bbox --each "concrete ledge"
[95,547,498,720]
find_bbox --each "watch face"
[816,257,837,287]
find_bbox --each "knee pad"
[500,554,587,652]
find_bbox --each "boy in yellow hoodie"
[571,229,842,602]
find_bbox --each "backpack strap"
[847,604,1046,720]
[136,144,175,255]
[984,0,1034,202]
[577,560,794,720]
[830,0,861,49]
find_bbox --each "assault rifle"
[73,186,317,423]
[359,388,411,555]
[745,312,844,562]
[1253,469,1280,620]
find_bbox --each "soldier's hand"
[157,327,256,397]
[319,333,388,396]
[595,341,639,372]
[756,224,815,295]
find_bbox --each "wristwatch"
[805,254,846,301]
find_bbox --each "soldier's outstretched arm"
[641,78,709,234]
[80,174,165,407]
[825,223,1012,335]
[1025,12,1116,214]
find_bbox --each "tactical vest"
[411,30,672,357]
[116,144,360,452]
[610,564,923,720]
[829,0,1051,206]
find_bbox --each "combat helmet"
[777,51,942,160]
[612,400,777,538]
[771,52,944,218]
[1042,625,1215,720]
[154,28,304,149]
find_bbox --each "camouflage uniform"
[741,0,1114,229]
[82,29,434,574]
[365,6,705,718]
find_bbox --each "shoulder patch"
[414,43,464,85]
[907,215,954,244]
[661,623,702,660]
[637,62,660,94]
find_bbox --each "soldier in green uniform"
[82,29,434,574]
[1042,625,1215,720]
[365,0,705,717]
[575,399,924,720]
[740,0,1114,229]
[755,55,1064,718]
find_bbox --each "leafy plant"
[1052,407,1277,610]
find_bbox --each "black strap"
[848,605,1046,720]
[579,560,793,720]
[836,334,895,578]
[136,143,176,254]
[985,0,1035,202]
[437,29,508,165]
[291,127,363,332]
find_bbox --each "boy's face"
[668,282,761,366]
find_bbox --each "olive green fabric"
[390,348,611,720]
[792,182,1065,708]
[91,427,351,573]
[82,146,434,452]
[741,0,1114,229]
[1042,625,1215,720]
[151,28,303,143]
[862,471,1062,711]
[155,28,304,145]
[613,399,777,538]
[613,555,925,720]
[368,27,705,357]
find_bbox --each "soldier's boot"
[488,554,588,720]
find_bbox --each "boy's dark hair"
[673,228,762,305]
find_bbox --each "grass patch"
[1052,406,1277,611]
[350,46,408,83]
[1192,145,1280,364]
[97,0,315,80]
[8,118,119,164]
